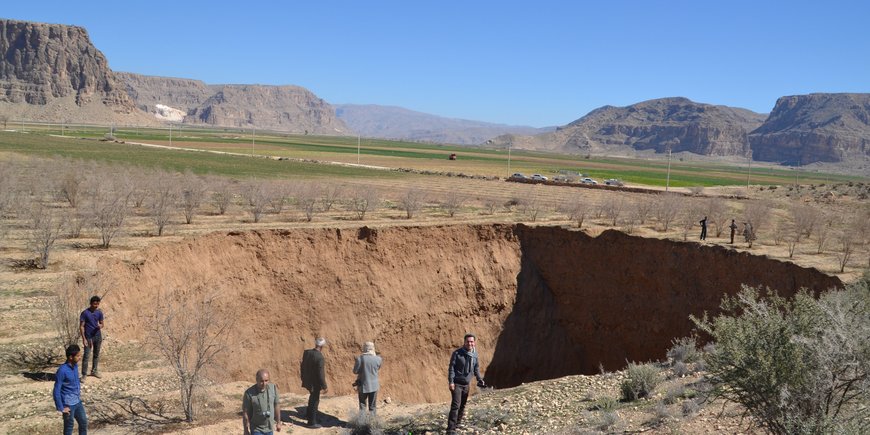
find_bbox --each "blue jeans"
[252,432,273,435]
[63,402,87,435]
[82,332,102,376]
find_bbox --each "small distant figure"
[447,333,486,435]
[729,219,738,244]
[53,344,87,435]
[743,222,754,247]
[353,341,382,417]
[301,337,328,429]
[79,295,104,380]
[699,216,708,240]
[243,369,281,435]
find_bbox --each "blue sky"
[5,1,868,127]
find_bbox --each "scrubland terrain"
[0,129,867,434]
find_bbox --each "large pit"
[100,224,841,403]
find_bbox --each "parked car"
[580,177,598,185]
[531,174,549,181]
[604,178,624,186]
[509,172,528,179]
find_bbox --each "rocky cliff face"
[119,72,349,135]
[749,93,870,165]
[0,19,149,123]
[489,98,766,156]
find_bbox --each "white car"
[509,172,527,179]
[531,174,548,181]
[580,177,597,185]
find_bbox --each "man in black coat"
[301,337,328,428]
[447,333,485,435]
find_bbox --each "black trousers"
[306,387,321,425]
[358,391,377,414]
[447,383,469,432]
[82,332,102,376]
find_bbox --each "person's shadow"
[282,406,344,429]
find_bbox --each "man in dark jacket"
[446,333,485,435]
[301,337,328,428]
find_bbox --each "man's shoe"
[90,372,102,379]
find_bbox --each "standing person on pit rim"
[446,333,486,435]
[301,337,328,428]
[79,295,104,380]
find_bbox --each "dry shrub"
[620,362,661,401]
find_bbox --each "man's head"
[89,295,101,311]
[255,368,270,391]
[463,333,476,351]
[65,344,81,364]
[315,337,326,350]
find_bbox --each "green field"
[2,124,863,187]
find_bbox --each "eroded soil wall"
[101,224,841,403]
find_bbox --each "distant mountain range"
[0,18,867,167]
[334,104,553,145]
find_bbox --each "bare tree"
[150,173,178,236]
[0,114,8,130]
[632,197,655,226]
[601,195,625,226]
[320,183,344,213]
[26,203,67,269]
[482,198,498,216]
[835,228,854,273]
[349,187,380,220]
[560,196,588,228]
[243,180,269,223]
[210,178,234,216]
[441,191,465,218]
[784,223,801,259]
[59,170,85,208]
[399,187,426,219]
[815,214,834,254]
[678,204,702,241]
[49,274,97,348]
[265,182,290,216]
[518,189,543,222]
[790,203,821,241]
[705,198,729,237]
[66,206,87,239]
[90,178,129,248]
[654,193,683,231]
[180,171,205,225]
[295,182,321,222]
[743,200,772,242]
[150,290,233,423]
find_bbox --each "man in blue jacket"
[53,344,87,435]
[446,333,485,435]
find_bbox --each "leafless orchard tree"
[784,223,801,259]
[26,202,67,269]
[790,203,821,241]
[210,178,234,216]
[601,195,625,226]
[295,182,321,222]
[559,195,588,228]
[678,201,704,241]
[0,114,8,130]
[319,183,344,213]
[65,206,88,239]
[150,290,233,423]
[349,187,380,220]
[179,171,206,225]
[441,191,466,218]
[399,187,426,219]
[654,193,683,231]
[243,180,269,223]
[518,188,543,222]
[704,198,729,237]
[835,228,855,273]
[265,182,290,216]
[49,274,100,348]
[813,214,833,254]
[58,169,85,208]
[90,177,130,249]
[632,197,655,226]
[123,167,151,210]
[743,200,772,243]
[482,198,499,216]
[150,173,178,236]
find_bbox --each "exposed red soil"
[98,224,841,403]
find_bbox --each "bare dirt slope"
[98,224,840,406]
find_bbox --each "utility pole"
[665,147,672,192]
